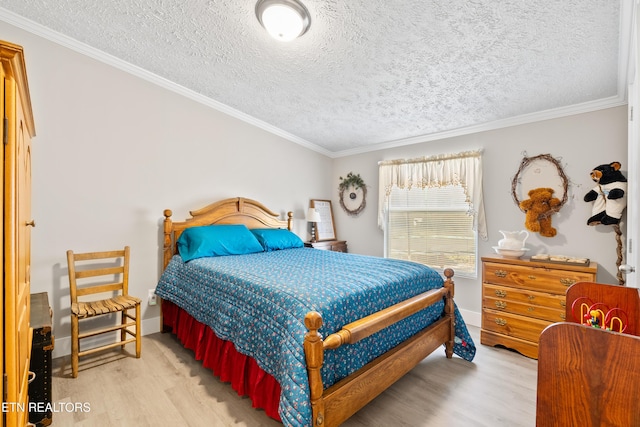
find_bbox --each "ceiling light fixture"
[256,0,311,42]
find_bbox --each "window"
[378,150,487,279]
[385,185,477,277]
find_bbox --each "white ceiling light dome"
[256,0,311,42]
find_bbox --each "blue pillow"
[250,228,304,252]
[177,224,264,261]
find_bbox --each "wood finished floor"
[51,326,537,426]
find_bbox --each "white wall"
[1,24,334,358]
[332,106,628,324]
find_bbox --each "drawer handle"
[528,275,536,280]
[527,307,535,312]
[560,278,576,286]
[560,300,566,308]
[527,295,535,301]
[495,290,507,298]
[494,270,507,278]
[495,318,507,326]
[494,301,507,309]
[560,313,566,320]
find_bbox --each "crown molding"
[0,7,333,158]
[333,2,633,158]
[332,95,627,158]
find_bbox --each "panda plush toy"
[584,161,627,226]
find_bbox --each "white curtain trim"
[378,150,488,240]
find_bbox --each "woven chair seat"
[72,295,141,319]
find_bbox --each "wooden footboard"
[304,269,455,427]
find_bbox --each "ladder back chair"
[67,246,141,377]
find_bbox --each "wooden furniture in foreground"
[66,247,141,378]
[161,197,457,427]
[2,40,36,427]
[481,256,597,359]
[29,292,54,427]
[565,281,640,335]
[536,322,640,426]
[304,240,348,252]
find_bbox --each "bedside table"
[304,240,348,253]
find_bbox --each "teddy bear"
[583,161,627,226]
[519,187,562,237]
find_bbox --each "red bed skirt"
[161,300,282,422]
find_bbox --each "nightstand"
[304,240,348,253]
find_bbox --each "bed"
[155,197,476,427]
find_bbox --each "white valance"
[378,150,487,240]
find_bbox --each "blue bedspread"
[155,247,475,427]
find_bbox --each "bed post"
[163,209,174,269]
[160,209,174,332]
[443,267,455,358]
[304,311,325,426]
[287,211,293,231]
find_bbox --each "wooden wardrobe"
[1,40,36,427]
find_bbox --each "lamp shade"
[256,0,311,42]
[306,208,321,223]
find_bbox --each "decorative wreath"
[338,172,367,216]
[511,153,569,219]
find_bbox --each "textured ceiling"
[0,1,628,155]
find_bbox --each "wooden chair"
[67,246,141,377]
[536,322,640,426]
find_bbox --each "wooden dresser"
[481,256,597,359]
[1,40,36,427]
[304,240,348,252]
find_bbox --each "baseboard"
[459,308,481,328]
[52,316,161,359]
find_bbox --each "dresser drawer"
[483,283,566,322]
[483,262,594,294]
[482,309,553,342]
[483,295,566,322]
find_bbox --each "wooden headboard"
[162,197,293,269]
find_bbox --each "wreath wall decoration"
[511,153,569,218]
[338,172,367,216]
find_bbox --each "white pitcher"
[498,230,529,250]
